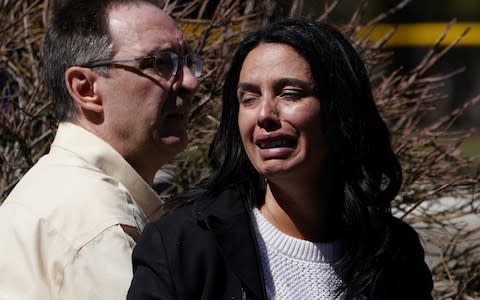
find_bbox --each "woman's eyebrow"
[237,82,257,91]
[237,78,315,95]
[272,78,313,89]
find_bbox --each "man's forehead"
[107,2,186,52]
[107,2,178,30]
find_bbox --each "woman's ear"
[65,66,103,113]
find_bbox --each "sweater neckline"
[252,208,342,263]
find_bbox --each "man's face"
[96,2,199,182]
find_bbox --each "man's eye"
[139,58,155,69]
[154,58,175,74]
[154,57,172,67]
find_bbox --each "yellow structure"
[180,21,480,47]
[366,22,480,47]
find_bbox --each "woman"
[128,19,433,300]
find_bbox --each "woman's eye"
[238,93,259,105]
[280,89,303,100]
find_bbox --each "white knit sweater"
[252,208,344,300]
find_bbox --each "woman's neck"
[259,179,341,242]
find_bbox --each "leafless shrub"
[0,0,54,199]
[0,0,478,297]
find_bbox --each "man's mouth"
[165,112,188,121]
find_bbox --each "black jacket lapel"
[194,189,266,299]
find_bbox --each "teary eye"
[238,92,260,105]
[279,88,304,100]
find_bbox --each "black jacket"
[128,189,433,300]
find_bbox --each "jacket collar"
[193,189,266,299]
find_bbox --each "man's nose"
[172,65,200,98]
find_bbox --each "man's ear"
[65,66,103,113]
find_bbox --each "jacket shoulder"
[370,217,433,299]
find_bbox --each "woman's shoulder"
[388,216,425,256]
[368,216,433,299]
[138,196,215,255]
[147,187,245,233]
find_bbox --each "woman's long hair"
[200,18,402,299]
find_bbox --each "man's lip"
[165,111,189,120]
[164,104,191,118]
[163,96,192,119]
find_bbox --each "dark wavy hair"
[43,0,158,121]
[200,18,402,298]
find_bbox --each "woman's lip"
[255,133,297,149]
[257,146,293,159]
[257,139,295,149]
[254,133,297,159]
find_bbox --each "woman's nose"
[257,98,280,131]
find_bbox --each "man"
[0,0,200,298]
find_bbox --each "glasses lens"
[153,52,178,78]
[185,54,202,78]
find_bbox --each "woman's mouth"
[256,137,296,149]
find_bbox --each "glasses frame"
[79,51,202,79]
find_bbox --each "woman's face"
[237,43,330,181]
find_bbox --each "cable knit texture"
[252,208,344,300]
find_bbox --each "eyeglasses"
[80,51,202,79]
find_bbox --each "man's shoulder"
[2,152,135,241]
[4,152,126,208]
